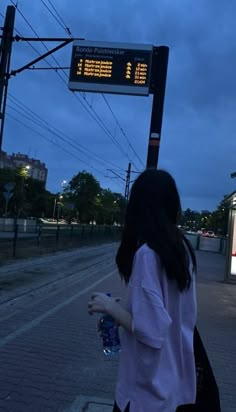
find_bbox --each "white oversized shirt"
[115,243,197,412]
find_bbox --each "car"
[186,230,196,235]
[204,230,216,237]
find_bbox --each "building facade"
[0,151,48,185]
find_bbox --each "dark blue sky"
[1,0,236,211]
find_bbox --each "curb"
[63,396,114,412]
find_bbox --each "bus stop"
[224,191,236,282]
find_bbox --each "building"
[0,151,48,185]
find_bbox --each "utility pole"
[0,4,74,155]
[107,162,132,201]
[146,46,169,168]
[0,6,15,154]
[124,162,131,201]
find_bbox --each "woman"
[88,169,197,412]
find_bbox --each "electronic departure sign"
[69,41,153,96]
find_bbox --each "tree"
[0,167,52,217]
[25,178,51,217]
[206,200,229,236]
[179,209,201,231]
[0,166,28,217]
[0,168,16,215]
[95,189,124,225]
[64,171,101,223]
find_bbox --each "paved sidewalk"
[0,247,235,412]
[194,252,236,412]
[74,251,236,412]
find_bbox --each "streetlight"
[52,181,67,220]
[52,197,57,220]
[61,180,67,190]
[52,194,64,221]
[57,195,63,221]
[17,165,31,217]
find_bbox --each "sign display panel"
[231,209,236,275]
[69,41,153,95]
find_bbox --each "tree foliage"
[179,202,228,236]
[64,171,101,223]
[0,166,229,232]
[0,167,51,217]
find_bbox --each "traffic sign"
[69,41,153,96]
[4,182,15,192]
[3,191,13,201]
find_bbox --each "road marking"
[0,269,117,348]
[0,243,116,273]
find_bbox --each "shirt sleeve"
[130,248,172,349]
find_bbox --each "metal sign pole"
[146,46,169,168]
[0,6,15,153]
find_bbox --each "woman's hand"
[88,293,132,333]
[88,293,121,316]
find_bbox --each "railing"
[0,222,122,263]
[0,217,37,233]
[0,220,226,264]
[185,233,226,254]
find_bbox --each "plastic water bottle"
[98,294,121,356]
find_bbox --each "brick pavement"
[0,245,122,412]
[0,246,235,412]
[195,252,236,412]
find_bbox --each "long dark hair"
[116,169,196,291]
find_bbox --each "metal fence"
[0,221,227,264]
[185,233,226,254]
[0,223,122,263]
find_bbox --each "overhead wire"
[10,0,70,85]
[101,94,144,168]
[40,0,69,36]
[44,0,73,37]
[37,0,140,169]
[2,6,129,166]
[40,1,143,169]
[0,1,125,175]
[7,1,129,190]
[0,9,59,65]
[11,0,135,167]
[7,93,124,171]
[6,111,125,191]
[1,5,126,192]
[6,112,97,169]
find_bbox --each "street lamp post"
[57,195,63,222]
[18,165,31,217]
[52,197,57,220]
[52,194,63,221]
[52,181,66,221]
